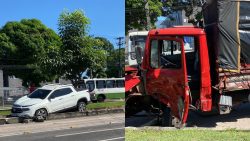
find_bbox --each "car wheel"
[97,95,105,102]
[35,108,48,121]
[78,101,86,113]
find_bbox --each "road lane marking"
[0,133,21,138]
[0,123,124,138]
[55,127,124,137]
[99,137,124,141]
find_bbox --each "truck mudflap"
[172,88,190,128]
[180,88,190,126]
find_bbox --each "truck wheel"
[97,95,105,102]
[161,106,173,127]
[91,99,97,103]
[125,95,144,117]
[34,108,48,121]
[77,101,87,113]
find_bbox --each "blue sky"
[0,0,125,47]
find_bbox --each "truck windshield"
[130,35,147,60]
[28,89,51,99]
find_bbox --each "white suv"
[11,84,90,120]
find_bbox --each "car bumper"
[11,108,35,118]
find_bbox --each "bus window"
[116,80,124,88]
[86,80,95,92]
[106,80,116,88]
[75,83,87,91]
[96,80,106,89]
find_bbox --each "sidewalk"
[0,113,124,137]
[0,107,11,111]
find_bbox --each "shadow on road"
[187,103,250,128]
[126,103,250,128]
[125,111,157,127]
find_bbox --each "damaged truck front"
[125,0,250,128]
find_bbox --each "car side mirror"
[135,46,143,64]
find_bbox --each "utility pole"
[145,0,151,30]
[116,37,124,78]
[2,70,9,108]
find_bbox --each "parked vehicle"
[11,84,90,120]
[126,0,250,128]
[77,78,125,102]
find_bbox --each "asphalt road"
[126,103,250,129]
[0,113,124,141]
[0,123,124,141]
[125,111,157,127]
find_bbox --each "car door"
[62,88,76,109]
[48,88,73,112]
[145,37,189,125]
[48,89,65,112]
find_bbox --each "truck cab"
[126,26,250,127]
[140,26,212,127]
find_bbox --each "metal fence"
[0,87,28,109]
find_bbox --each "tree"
[93,37,116,77]
[0,19,61,87]
[126,0,163,33]
[106,48,125,78]
[94,37,114,53]
[161,0,202,25]
[81,36,107,78]
[126,0,202,33]
[0,33,16,61]
[92,37,125,78]
[58,10,106,84]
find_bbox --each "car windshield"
[28,89,51,99]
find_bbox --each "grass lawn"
[0,101,124,116]
[97,93,125,99]
[125,129,250,141]
[87,101,124,110]
[0,110,11,116]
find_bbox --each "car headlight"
[22,105,34,107]
[13,104,21,107]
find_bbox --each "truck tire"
[125,95,144,117]
[34,108,48,122]
[91,99,98,103]
[97,95,105,102]
[161,106,173,127]
[77,101,87,113]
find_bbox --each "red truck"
[125,0,250,128]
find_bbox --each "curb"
[0,107,124,125]
[0,118,5,125]
[48,108,124,120]
[125,126,250,131]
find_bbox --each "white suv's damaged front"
[11,88,52,118]
[11,84,91,119]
